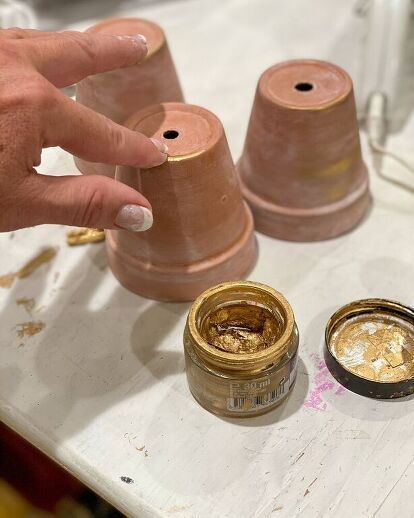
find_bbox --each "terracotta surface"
[106,102,257,301]
[74,17,184,177]
[238,60,370,241]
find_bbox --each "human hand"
[0,28,168,232]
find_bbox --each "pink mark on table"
[304,353,346,411]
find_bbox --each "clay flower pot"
[238,59,370,241]
[75,17,184,177]
[106,102,257,302]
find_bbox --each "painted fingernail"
[115,205,153,232]
[135,34,147,46]
[118,34,147,52]
[151,138,168,154]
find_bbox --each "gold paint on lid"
[326,299,414,383]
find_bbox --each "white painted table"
[1,1,414,517]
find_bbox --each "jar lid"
[325,299,414,398]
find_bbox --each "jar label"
[226,353,298,412]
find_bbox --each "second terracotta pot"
[75,17,184,177]
[106,102,257,302]
[238,59,370,242]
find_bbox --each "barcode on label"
[228,389,279,410]
[227,379,289,412]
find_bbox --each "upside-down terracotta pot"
[75,17,184,177]
[106,102,257,301]
[238,59,370,241]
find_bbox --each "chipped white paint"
[372,357,387,371]
[1,1,414,518]
[339,341,368,368]
[361,322,378,335]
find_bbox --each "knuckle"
[75,185,105,228]
[28,79,57,109]
[2,27,26,39]
[107,124,127,153]
[72,32,99,66]
[3,75,57,112]
[0,38,22,64]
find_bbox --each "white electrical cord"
[366,91,414,191]
[370,142,414,176]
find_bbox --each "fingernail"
[151,138,168,154]
[115,205,153,232]
[135,34,147,46]
[119,34,147,51]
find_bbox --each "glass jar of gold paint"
[184,281,299,417]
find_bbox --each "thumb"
[6,172,153,232]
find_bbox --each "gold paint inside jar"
[184,281,299,417]
[202,304,281,354]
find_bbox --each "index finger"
[0,28,50,39]
[17,31,148,87]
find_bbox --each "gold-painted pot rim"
[186,281,296,372]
